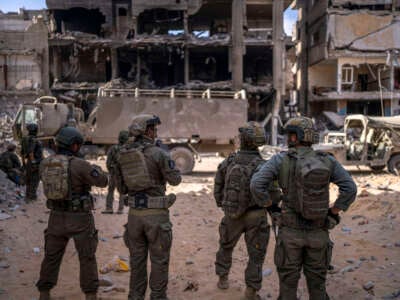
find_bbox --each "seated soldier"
[0,143,23,185]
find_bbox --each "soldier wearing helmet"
[0,143,23,185]
[102,130,129,214]
[20,123,43,201]
[214,122,276,300]
[115,114,181,300]
[36,126,108,300]
[250,116,357,300]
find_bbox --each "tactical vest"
[222,153,263,219]
[40,155,72,200]
[279,149,332,220]
[118,145,155,191]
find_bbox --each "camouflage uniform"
[116,116,181,300]
[104,131,129,213]
[215,122,276,300]
[251,118,357,300]
[0,145,22,184]
[36,127,108,300]
[21,133,43,201]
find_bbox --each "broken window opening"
[118,7,127,16]
[58,46,108,82]
[395,67,400,90]
[190,48,230,83]
[192,30,210,38]
[347,101,382,116]
[53,8,106,35]
[137,49,184,88]
[117,48,137,81]
[190,2,231,38]
[138,9,184,35]
[244,47,273,86]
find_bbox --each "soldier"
[21,123,43,202]
[214,122,274,300]
[36,127,108,300]
[115,114,181,300]
[102,130,129,214]
[250,117,357,300]
[0,143,23,185]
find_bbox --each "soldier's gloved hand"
[328,208,341,225]
[267,204,282,226]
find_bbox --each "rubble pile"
[102,78,137,89]
[0,170,25,220]
[0,112,15,151]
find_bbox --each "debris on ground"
[99,256,130,274]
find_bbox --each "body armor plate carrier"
[279,150,332,220]
[118,145,154,191]
[222,154,263,219]
[40,155,71,200]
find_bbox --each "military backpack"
[279,150,333,220]
[222,154,263,219]
[118,145,154,191]
[40,155,71,200]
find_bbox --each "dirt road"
[0,157,399,299]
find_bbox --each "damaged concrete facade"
[0,10,49,94]
[293,0,400,117]
[45,0,291,122]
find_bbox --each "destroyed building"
[45,0,292,122]
[0,9,49,94]
[293,0,400,117]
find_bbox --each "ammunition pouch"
[127,192,176,209]
[47,194,94,212]
[281,213,326,230]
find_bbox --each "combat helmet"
[129,114,161,137]
[55,126,84,149]
[26,123,38,135]
[284,116,319,145]
[118,130,129,144]
[238,121,266,149]
[6,143,17,151]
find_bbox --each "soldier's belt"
[47,195,94,212]
[281,213,326,230]
[127,193,176,209]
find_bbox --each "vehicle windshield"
[24,107,38,125]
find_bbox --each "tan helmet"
[129,114,161,137]
[284,116,319,145]
[239,121,266,149]
[6,143,17,151]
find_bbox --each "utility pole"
[271,0,285,146]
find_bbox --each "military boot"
[85,292,97,300]
[217,275,229,289]
[241,287,261,300]
[39,290,50,300]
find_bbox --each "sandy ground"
[0,157,400,300]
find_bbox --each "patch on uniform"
[90,169,99,178]
[168,160,175,169]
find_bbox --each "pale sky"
[0,1,298,36]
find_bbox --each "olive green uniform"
[0,150,22,184]
[105,144,124,211]
[36,150,108,294]
[21,135,43,201]
[214,151,271,292]
[251,147,357,300]
[116,136,181,300]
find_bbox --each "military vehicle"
[13,89,248,174]
[315,114,400,175]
